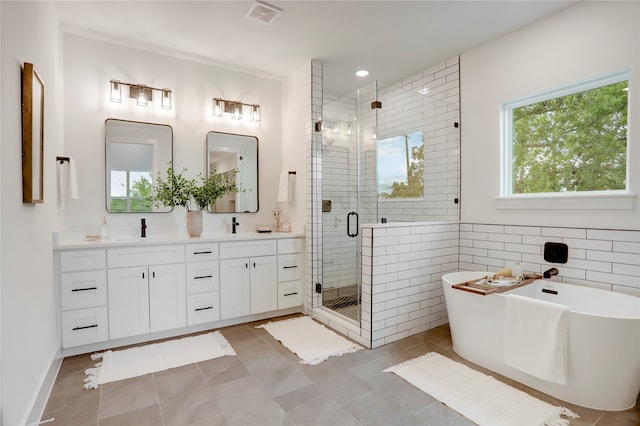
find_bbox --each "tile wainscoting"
[362,221,640,348]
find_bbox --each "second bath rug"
[257,316,362,365]
[384,352,579,426]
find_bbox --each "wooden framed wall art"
[22,62,45,203]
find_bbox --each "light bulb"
[250,105,261,122]
[232,102,242,120]
[110,80,122,103]
[136,86,147,107]
[212,98,223,117]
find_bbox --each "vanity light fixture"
[109,79,172,110]
[211,97,261,122]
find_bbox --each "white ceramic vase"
[186,210,203,237]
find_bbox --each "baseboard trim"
[25,347,62,426]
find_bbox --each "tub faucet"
[232,217,239,234]
[141,218,147,238]
[543,267,558,279]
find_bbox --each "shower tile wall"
[376,57,461,223]
[362,222,459,348]
[459,223,640,297]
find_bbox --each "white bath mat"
[384,352,579,426]
[84,331,236,389]
[256,316,362,365]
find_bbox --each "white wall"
[460,1,640,230]
[61,33,288,241]
[1,2,63,425]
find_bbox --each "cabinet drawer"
[186,261,220,294]
[61,270,107,311]
[187,292,220,325]
[108,245,185,268]
[278,281,303,309]
[60,250,106,272]
[277,238,303,254]
[186,243,219,262]
[278,253,303,282]
[220,240,277,259]
[62,306,109,348]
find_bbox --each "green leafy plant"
[152,163,239,211]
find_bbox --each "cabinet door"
[220,258,251,320]
[250,256,278,314]
[149,264,186,333]
[108,267,149,339]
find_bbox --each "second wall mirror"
[207,131,258,213]
[105,119,173,213]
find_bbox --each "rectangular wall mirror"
[207,131,258,213]
[22,62,45,204]
[105,119,173,213]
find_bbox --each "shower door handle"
[347,212,359,237]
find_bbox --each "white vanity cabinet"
[56,234,303,354]
[219,240,278,319]
[185,243,221,325]
[59,250,109,348]
[107,245,186,339]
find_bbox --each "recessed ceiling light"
[355,70,369,77]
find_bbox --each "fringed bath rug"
[256,316,362,365]
[84,331,236,389]
[384,352,579,426]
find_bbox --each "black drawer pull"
[283,265,298,269]
[194,250,212,255]
[194,275,213,280]
[195,306,213,311]
[72,324,98,331]
[284,292,298,297]
[71,287,98,292]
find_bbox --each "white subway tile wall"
[459,223,640,297]
[363,222,460,348]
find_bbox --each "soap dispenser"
[100,217,110,239]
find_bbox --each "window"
[502,71,629,197]
[110,170,153,212]
[377,131,424,199]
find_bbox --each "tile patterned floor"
[42,316,640,425]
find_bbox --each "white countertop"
[54,231,304,250]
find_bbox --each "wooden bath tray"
[452,275,541,295]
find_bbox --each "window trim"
[500,70,631,204]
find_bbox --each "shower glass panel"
[319,80,459,323]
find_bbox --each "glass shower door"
[320,82,378,322]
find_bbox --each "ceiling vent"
[245,1,282,25]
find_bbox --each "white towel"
[277,170,289,202]
[68,157,80,199]
[57,157,80,200]
[504,294,569,384]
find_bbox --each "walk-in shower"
[312,77,460,324]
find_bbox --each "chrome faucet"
[232,217,239,234]
[141,218,147,238]
[543,267,558,279]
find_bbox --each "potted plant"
[152,163,239,237]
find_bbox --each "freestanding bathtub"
[442,271,640,411]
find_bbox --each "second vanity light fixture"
[110,79,172,110]
[212,98,260,122]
